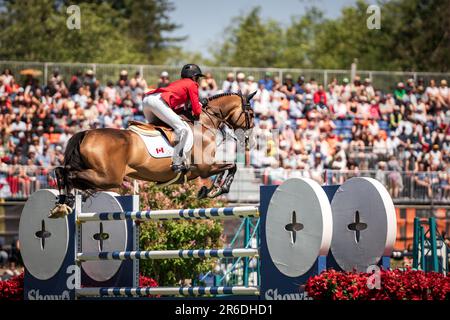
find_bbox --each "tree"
[379,0,450,72]
[311,1,384,69]
[0,0,183,64]
[213,1,450,72]
[281,7,324,68]
[0,0,145,63]
[61,0,184,63]
[213,7,284,67]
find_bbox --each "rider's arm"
[187,82,202,116]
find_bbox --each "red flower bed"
[0,273,24,300]
[0,273,158,300]
[139,275,159,288]
[139,275,160,298]
[305,268,450,300]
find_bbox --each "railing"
[0,165,57,200]
[227,168,450,204]
[1,165,450,204]
[2,60,450,92]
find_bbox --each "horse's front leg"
[196,163,236,199]
[217,164,237,195]
[208,164,237,198]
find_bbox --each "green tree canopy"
[0,0,181,63]
[213,0,450,72]
[212,7,284,68]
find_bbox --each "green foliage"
[214,1,450,72]
[122,180,226,285]
[212,7,284,67]
[0,0,180,64]
[281,7,324,68]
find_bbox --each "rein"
[197,92,253,150]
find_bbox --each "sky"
[167,0,376,58]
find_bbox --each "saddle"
[128,120,177,147]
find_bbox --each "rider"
[143,64,208,173]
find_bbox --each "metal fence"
[2,60,450,92]
[1,164,449,204]
[226,167,450,204]
[0,165,56,199]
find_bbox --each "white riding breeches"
[143,93,191,166]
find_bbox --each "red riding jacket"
[146,78,202,116]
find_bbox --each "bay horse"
[49,91,256,218]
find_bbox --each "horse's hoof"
[48,204,72,219]
[198,186,208,199]
[207,187,223,198]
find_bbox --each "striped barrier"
[77,206,259,222]
[77,248,259,261]
[74,204,261,298]
[20,177,397,300]
[76,286,260,297]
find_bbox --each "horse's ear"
[247,91,257,101]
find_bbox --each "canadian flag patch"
[155,147,164,154]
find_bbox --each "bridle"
[238,92,253,151]
[202,92,253,150]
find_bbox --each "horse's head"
[229,91,256,131]
[203,91,256,151]
[204,91,256,131]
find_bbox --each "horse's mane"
[207,92,241,101]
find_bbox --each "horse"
[49,91,256,218]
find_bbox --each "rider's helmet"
[181,64,205,79]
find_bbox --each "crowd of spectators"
[0,236,21,280]
[0,67,449,199]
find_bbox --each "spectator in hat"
[222,72,237,93]
[294,75,305,94]
[245,75,257,95]
[258,72,274,91]
[236,72,247,92]
[84,69,97,99]
[303,94,315,118]
[364,78,375,99]
[48,69,65,95]
[118,69,129,85]
[341,77,351,101]
[158,71,170,88]
[281,74,296,101]
[426,79,439,109]
[394,82,407,103]
[406,78,415,93]
[253,81,271,117]
[437,79,449,108]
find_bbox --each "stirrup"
[171,163,189,174]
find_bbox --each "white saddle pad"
[134,125,193,159]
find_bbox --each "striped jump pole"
[77,206,259,222]
[77,248,259,261]
[76,286,260,297]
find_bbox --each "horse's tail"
[63,130,87,171]
[55,131,87,190]
[53,130,88,206]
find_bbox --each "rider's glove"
[200,98,208,107]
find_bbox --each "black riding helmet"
[181,64,205,79]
